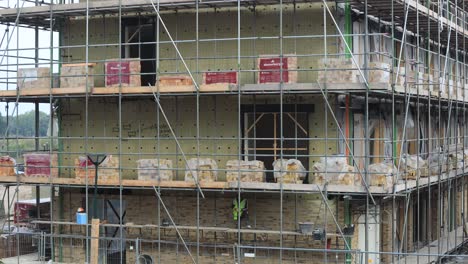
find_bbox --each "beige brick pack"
[54,189,351,263]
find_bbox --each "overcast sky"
[0,0,58,117]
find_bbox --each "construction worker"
[232,198,251,228]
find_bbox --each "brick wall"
[53,188,353,263]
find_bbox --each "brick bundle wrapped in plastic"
[317,58,359,83]
[137,159,174,181]
[312,156,357,185]
[368,161,396,190]
[185,158,218,182]
[273,159,306,184]
[400,154,429,180]
[74,155,119,181]
[428,152,448,175]
[0,156,16,176]
[17,67,51,89]
[225,160,265,183]
[24,153,58,178]
[448,151,466,170]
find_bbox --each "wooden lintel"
[90,218,100,264]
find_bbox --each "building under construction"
[0,0,467,263]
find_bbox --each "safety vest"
[232,198,246,221]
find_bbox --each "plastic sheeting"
[368,161,396,190]
[273,159,306,184]
[311,156,358,186]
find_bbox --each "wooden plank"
[92,86,153,94]
[63,63,96,67]
[200,83,236,92]
[90,218,100,264]
[52,87,89,95]
[32,220,350,237]
[157,85,195,93]
[0,90,18,97]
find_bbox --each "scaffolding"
[0,0,468,263]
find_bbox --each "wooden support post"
[90,218,100,264]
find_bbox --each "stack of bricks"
[105,58,141,87]
[74,155,119,181]
[185,158,218,182]
[60,63,95,89]
[367,62,391,83]
[273,159,307,184]
[368,161,396,190]
[0,156,15,176]
[23,153,58,178]
[158,75,193,86]
[136,159,174,181]
[311,156,357,186]
[393,67,418,87]
[423,73,435,93]
[317,58,359,83]
[400,155,429,180]
[225,160,265,183]
[257,55,298,84]
[202,72,238,85]
[17,68,51,89]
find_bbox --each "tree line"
[0,110,50,137]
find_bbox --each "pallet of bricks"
[201,71,238,92]
[368,161,396,190]
[0,156,15,176]
[75,155,119,181]
[60,63,95,90]
[317,58,359,84]
[185,158,217,182]
[17,67,51,90]
[368,62,391,84]
[257,55,297,84]
[136,159,174,181]
[399,154,429,180]
[24,153,58,178]
[105,58,141,87]
[311,156,357,185]
[225,160,265,182]
[273,159,306,184]
[158,74,194,92]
